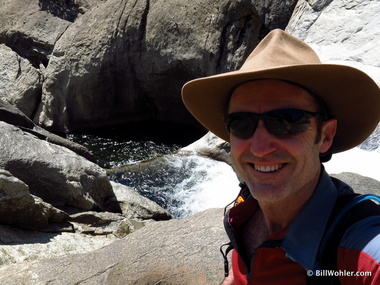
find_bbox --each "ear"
[319,119,337,154]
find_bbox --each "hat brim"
[182,64,380,153]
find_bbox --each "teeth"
[254,164,284,173]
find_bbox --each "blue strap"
[321,194,380,257]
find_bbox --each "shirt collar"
[281,169,338,270]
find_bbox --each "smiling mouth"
[252,163,286,173]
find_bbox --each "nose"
[249,120,277,157]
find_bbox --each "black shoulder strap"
[307,193,380,284]
[220,242,234,277]
[220,183,251,278]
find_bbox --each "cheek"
[229,137,248,156]
[292,135,322,167]
[273,132,319,161]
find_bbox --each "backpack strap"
[220,183,251,277]
[220,242,234,277]
[307,193,380,284]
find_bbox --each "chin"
[248,184,290,203]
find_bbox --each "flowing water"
[109,154,238,218]
[69,124,380,219]
[68,133,239,219]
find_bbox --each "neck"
[259,168,321,233]
[259,199,307,233]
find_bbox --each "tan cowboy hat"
[182,29,380,153]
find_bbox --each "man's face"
[228,79,336,206]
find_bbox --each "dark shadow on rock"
[38,0,84,22]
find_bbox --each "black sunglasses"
[225,108,327,139]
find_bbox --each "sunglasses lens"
[226,114,258,139]
[226,109,316,138]
[265,109,311,136]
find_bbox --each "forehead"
[228,79,319,113]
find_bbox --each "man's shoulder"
[340,216,380,262]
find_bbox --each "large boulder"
[34,0,262,132]
[0,222,118,267]
[0,0,101,120]
[0,121,119,212]
[0,208,229,285]
[0,181,171,267]
[0,0,297,134]
[331,172,380,196]
[0,98,96,162]
[0,44,43,117]
[180,132,232,164]
[0,169,67,229]
[287,0,380,84]
[0,97,35,129]
[0,0,99,67]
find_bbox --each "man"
[181,29,380,284]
